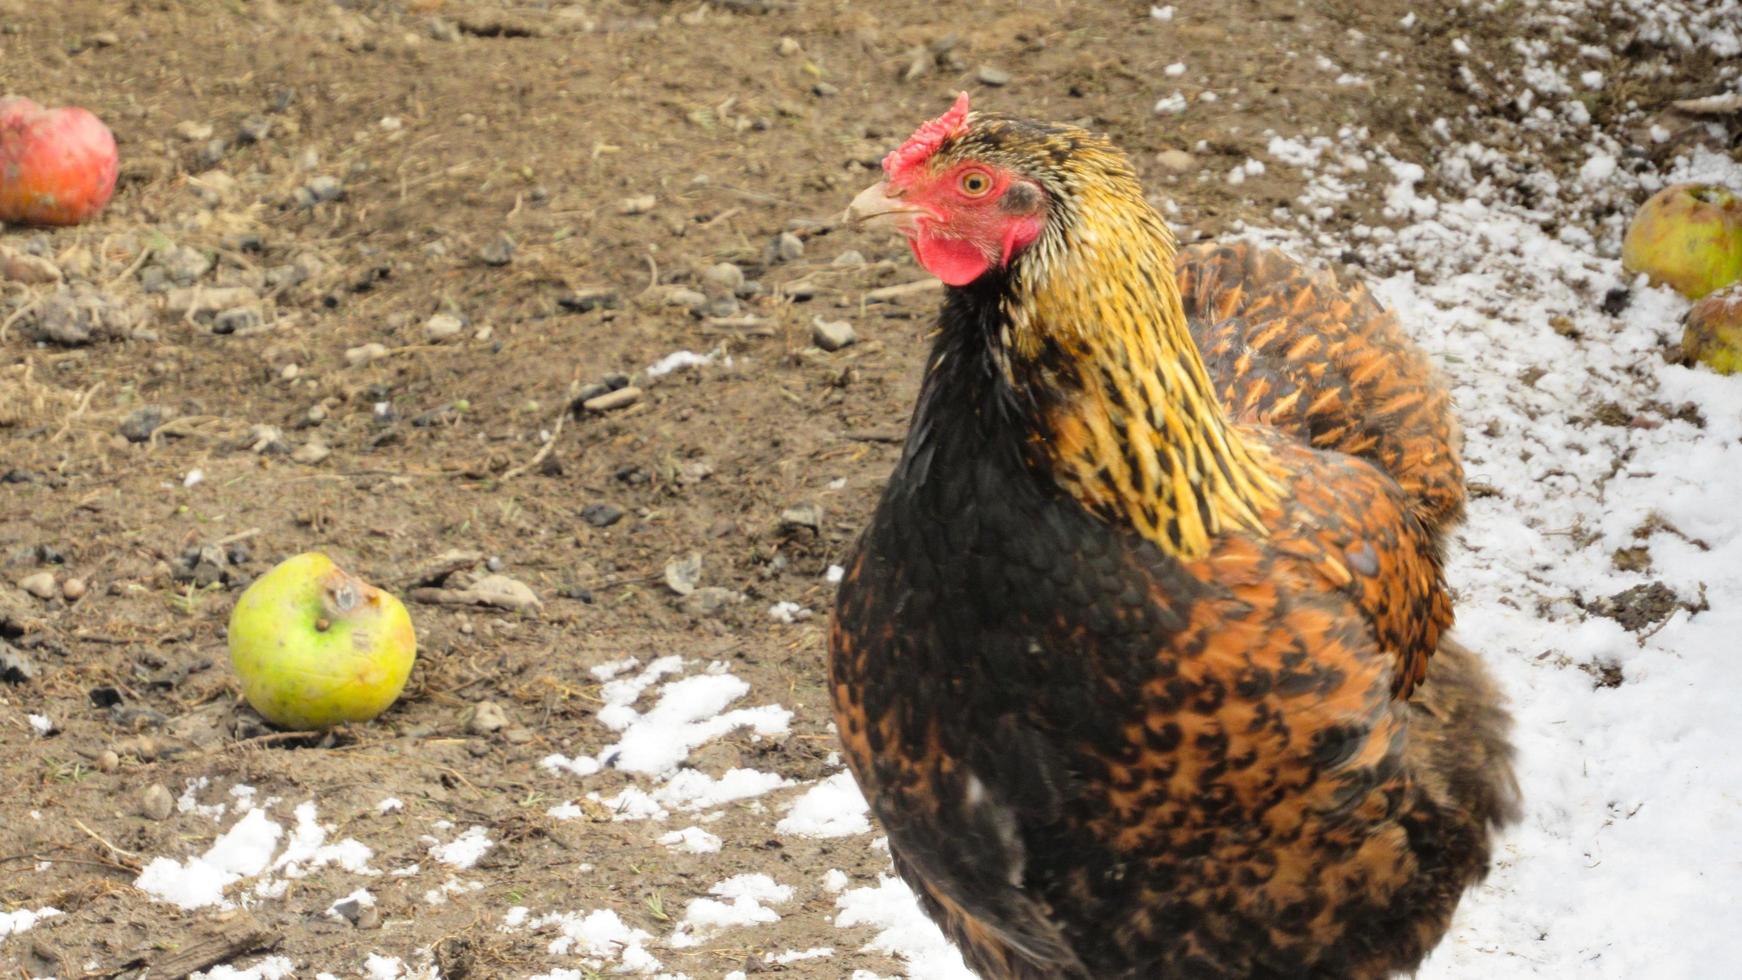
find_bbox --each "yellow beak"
[845,180,924,235]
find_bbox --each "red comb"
[883,92,972,182]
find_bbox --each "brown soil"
[0,1,1725,977]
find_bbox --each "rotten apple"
[228,552,417,730]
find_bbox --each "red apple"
[1621,184,1742,300]
[1681,284,1742,376]
[0,96,119,227]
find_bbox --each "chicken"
[830,93,1519,979]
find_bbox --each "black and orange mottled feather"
[1178,242,1465,537]
[831,110,1518,980]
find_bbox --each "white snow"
[177,776,230,820]
[1152,92,1188,116]
[514,908,663,975]
[658,826,724,854]
[835,876,974,980]
[422,876,483,905]
[542,657,791,779]
[26,713,51,734]
[134,808,282,909]
[0,906,60,939]
[190,955,296,980]
[428,825,494,869]
[646,348,721,378]
[768,600,811,623]
[134,801,377,910]
[670,873,794,948]
[566,766,796,822]
[776,771,871,839]
[766,947,834,964]
[325,887,377,923]
[376,797,404,814]
[360,954,439,980]
[273,801,377,878]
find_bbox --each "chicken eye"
[959,170,993,197]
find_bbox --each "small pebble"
[248,424,290,454]
[776,36,801,56]
[681,586,743,617]
[770,231,804,263]
[468,700,509,735]
[212,307,261,335]
[19,572,57,600]
[140,783,175,821]
[812,317,857,351]
[662,287,708,310]
[558,288,619,312]
[95,749,120,773]
[1155,149,1198,173]
[780,503,824,533]
[581,503,625,528]
[291,440,332,466]
[832,250,866,267]
[618,194,657,215]
[62,578,87,601]
[478,234,515,266]
[346,342,389,367]
[701,262,745,293]
[977,65,1012,86]
[172,120,214,141]
[119,406,168,442]
[581,386,642,413]
[664,553,703,596]
[236,114,273,144]
[298,175,344,206]
[425,313,464,342]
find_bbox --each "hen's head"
[848,93,1143,286]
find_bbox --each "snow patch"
[776,772,871,839]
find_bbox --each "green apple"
[228,552,417,730]
[1621,184,1742,300]
[1682,284,1742,376]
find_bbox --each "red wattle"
[912,234,991,286]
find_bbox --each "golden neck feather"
[998,177,1283,558]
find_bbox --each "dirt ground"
[1,1,1726,978]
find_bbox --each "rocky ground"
[3,1,1738,978]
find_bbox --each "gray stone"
[779,502,824,534]
[236,114,273,144]
[478,234,515,266]
[581,503,624,528]
[664,553,703,596]
[770,231,804,264]
[18,572,56,600]
[977,65,1012,86]
[701,262,745,293]
[158,245,213,285]
[140,783,175,821]
[291,440,332,465]
[681,586,743,617]
[212,306,261,335]
[467,700,509,735]
[425,313,464,342]
[119,405,170,443]
[811,317,857,351]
